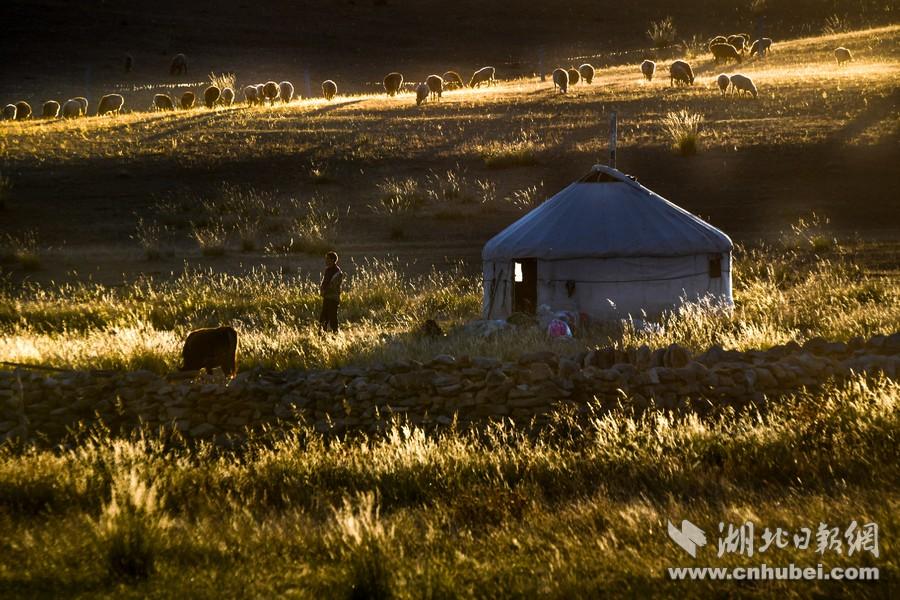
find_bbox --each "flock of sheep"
[0,38,858,121]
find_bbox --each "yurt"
[482,164,733,321]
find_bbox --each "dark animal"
[383,72,403,96]
[420,319,443,338]
[153,94,175,111]
[426,74,443,100]
[203,85,221,108]
[181,326,238,376]
[181,91,195,109]
[710,43,742,64]
[14,101,32,120]
[322,80,337,100]
[97,93,124,115]
[669,60,695,86]
[567,67,580,85]
[170,53,188,75]
[578,63,595,84]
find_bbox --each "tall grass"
[0,375,896,595]
[647,16,677,48]
[0,234,897,372]
[661,109,704,156]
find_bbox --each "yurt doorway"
[513,258,537,314]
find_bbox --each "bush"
[208,72,236,92]
[647,16,677,48]
[475,130,541,168]
[192,218,228,256]
[661,109,703,155]
[133,218,165,260]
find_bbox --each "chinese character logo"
[668,519,707,557]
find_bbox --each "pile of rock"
[1,333,898,445]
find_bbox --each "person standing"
[319,251,343,333]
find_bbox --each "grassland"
[1,21,898,598]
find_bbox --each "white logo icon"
[668,519,707,557]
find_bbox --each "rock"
[664,344,692,368]
[472,356,501,370]
[430,354,456,367]
[802,336,829,355]
[518,351,557,367]
[485,369,509,386]
[527,362,554,383]
[558,358,580,378]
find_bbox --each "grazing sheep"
[170,53,188,76]
[153,94,175,111]
[469,66,495,88]
[578,63,595,84]
[279,81,294,103]
[322,80,337,100]
[97,94,124,116]
[729,73,758,98]
[2,104,17,120]
[73,97,88,115]
[552,68,568,93]
[710,43,742,65]
[14,101,32,120]
[383,72,404,96]
[426,74,443,100]
[567,67,580,85]
[749,38,773,57]
[834,47,853,65]
[708,35,727,48]
[716,74,731,97]
[220,87,235,106]
[726,35,746,53]
[41,100,60,118]
[263,81,280,104]
[181,91,195,109]
[254,84,265,101]
[203,85,221,108]
[442,71,465,89]
[181,326,238,376]
[415,82,429,106]
[61,99,82,118]
[243,85,259,105]
[641,59,656,81]
[669,60,695,86]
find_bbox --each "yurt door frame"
[512,258,538,314]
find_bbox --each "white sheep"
[279,81,294,103]
[469,66,495,88]
[322,80,337,100]
[834,47,853,65]
[552,68,568,93]
[716,74,731,97]
[641,60,656,81]
[729,74,758,98]
[415,82,429,106]
[42,100,60,118]
[749,38,773,58]
[61,99,83,118]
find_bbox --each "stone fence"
[2,333,898,445]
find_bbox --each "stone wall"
[2,333,898,445]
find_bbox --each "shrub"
[661,109,703,156]
[372,177,428,213]
[822,14,851,35]
[192,218,228,256]
[133,218,165,260]
[475,130,541,168]
[647,16,677,48]
[281,197,340,254]
[0,230,40,270]
[506,182,545,210]
[208,72,236,92]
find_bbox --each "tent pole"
[609,111,617,169]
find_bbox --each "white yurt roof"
[482,165,733,261]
